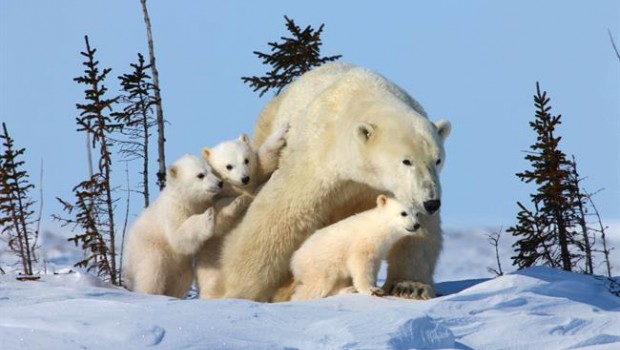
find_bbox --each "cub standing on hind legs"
[290,195,421,301]
[194,124,289,299]
[123,154,250,298]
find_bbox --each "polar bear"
[194,127,288,299]
[123,154,249,298]
[291,195,421,300]
[219,63,451,302]
[201,123,288,196]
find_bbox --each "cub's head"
[376,195,420,234]
[167,154,223,205]
[342,102,451,216]
[202,134,258,188]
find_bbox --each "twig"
[487,227,504,277]
[609,29,620,61]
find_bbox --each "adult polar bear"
[220,63,451,301]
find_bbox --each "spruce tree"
[242,16,342,97]
[54,35,121,285]
[508,82,584,271]
[113,53,157,208]
[0,122,39,277]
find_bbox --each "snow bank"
[1,267,618,349]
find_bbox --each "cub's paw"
[201,207,216,238]
[384,280,434,300]
[264,122,289,151]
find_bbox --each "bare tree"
[487,227,504,277]
[140,0,166,190]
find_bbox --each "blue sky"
[1,0,618,228]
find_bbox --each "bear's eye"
[244,158,249,165]
[401,211,408,217]
[436,159,442,166]
[197,173,205,179]
[402,159,412,166]
[226,164,233,171]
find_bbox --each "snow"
[1,225,619,349]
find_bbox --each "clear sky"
[1,0,618,229]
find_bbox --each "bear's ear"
[239,133,250,144]
[355,122,375,143]
[376,194,388,207]
[168,165,178,180]
[201,147,211,160]
[434,120,451,142]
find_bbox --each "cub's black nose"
[217,181,224,188]
[413,223,421,231]
[423,199,441,214]
[241,176,250,185]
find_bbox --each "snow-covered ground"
[1,224,619,349]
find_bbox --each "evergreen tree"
[113,53,157,208]
[508,82,584,271]
[0,122,39,276]
[54,35,121,285]
[242,16,342,97]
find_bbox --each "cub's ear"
[355,122,375,143]
[434,120,451,142]
[167,165,178,180]
[201,147,211,160]
[239,133,250,144]
[376,194,388,207]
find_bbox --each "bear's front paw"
[264,122,289,151]
[369,286,386,297]
[384,280,434,300]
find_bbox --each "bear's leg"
[166,261,194,299]
[383,219,441,300]
[132,251,167,296]
[348,254,383,296]
[195,236,224,299]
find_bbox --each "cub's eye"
[197,173,205,179]
[244,158,249,165]
[436,159,442,165]
[401,211,408,217]
[402,159,412,166]
[226,164,233,171]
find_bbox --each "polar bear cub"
[291,195,421,300]
[123,154,223,298]
[201,123,288,195]
[194,124,288,299]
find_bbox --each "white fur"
[291,195,420,300]
[123,154,221,298]
[194,125,288,299]
[220,63,451,301]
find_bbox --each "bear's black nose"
[423,199,441,214]
[217,181,224,188]
[241,176,250,185]
[413,223,421,231]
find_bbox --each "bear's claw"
[385,280,434,300]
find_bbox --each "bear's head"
[202,134,258,189]
[167,154,223,205]
[376,195,421,234]
[336,96,451,216]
